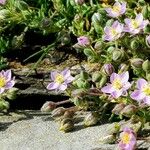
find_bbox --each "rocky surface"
[0,111,149,150]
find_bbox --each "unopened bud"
[98,75,107,88]
[76,79,90,89]
[142,6,149,18]
[41,101,57,112]
[118,64,129,74]
[75,0,84,5]
[112,103,126,115]
[92,13,102,24]
[6,88,18,100]
[92,71,101,82]
[142,60,150,73]
[0,100,9,111]
[59,118,74,132]
[102,63,114,76]
[99,134,116,144]
[80,71,89,80]
[63,110,75,119]
[121,105,137,117]
[51,107,65,118]
[94,41,103,50]
[130,40,139,50]
[112,50,124,62]
[130,58,144,68]
[84,112,99,127]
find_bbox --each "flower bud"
[59,118,74,132]
[118,64,129,74]
[92,71,101,82]
[41,101,57,112]
[94,41,103,50]
[142,6,149,19]
[51,107,65,118]
[84,48,95,57]
[75,0,84,5]
[76,79,90,89]
[98,75,107,88]
[112,50,124,62]
[146,73,150,81]
[130,58,144,68]
[84,112,99,127]
[112,103,126,115]
[92,13,102,24]
[0,100,9,111]
[130,40,139,50]
[80,71,89,80]
[99,134,116,144]
[121,105,137,117]
[63,110,75,119]
[6,88,18,100]
[77,36,90,47]
[142,60,150,73]
[102,63,114,76]
[107,46,115,53]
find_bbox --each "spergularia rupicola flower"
[131,78,150,106]
[0,70,15,94]
[101,71,131,98]
[124,13,149,35]
[77,36,90,47]
[47,68,74,92]
[118,127,136,150]
[103,21,124,41]
[105,1,126,18]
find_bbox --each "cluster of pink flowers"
[104,2,149,41]
[101,70,150,106]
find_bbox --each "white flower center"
[112,79,122,90]
[55,74,64,84]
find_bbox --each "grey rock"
[0,111,149,150]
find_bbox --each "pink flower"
[105,2,126,18]
[77,36,90,47]
[0,70,15,94]
[47,68,74,92]
[101,71,131,98]
[124,13,149,35]
[103,21,124,41]
[131,78,150,106]
[0,0,6,5]
[118,127,136,150]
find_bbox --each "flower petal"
[101,84,114,93]
[65,76,75,83]
[5,70,12,81]
[58,83,67,91]
[61,68,70,79]
[111,90,122,98]
[110,73,120,83]
[130,90,145,101]
[0,88,5,94]
[143,96,150,106]
[50,71,58,81]
[47,82,59,90]
[120,71,129,83]
[5,80,15,89]
[136,78,147,89]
